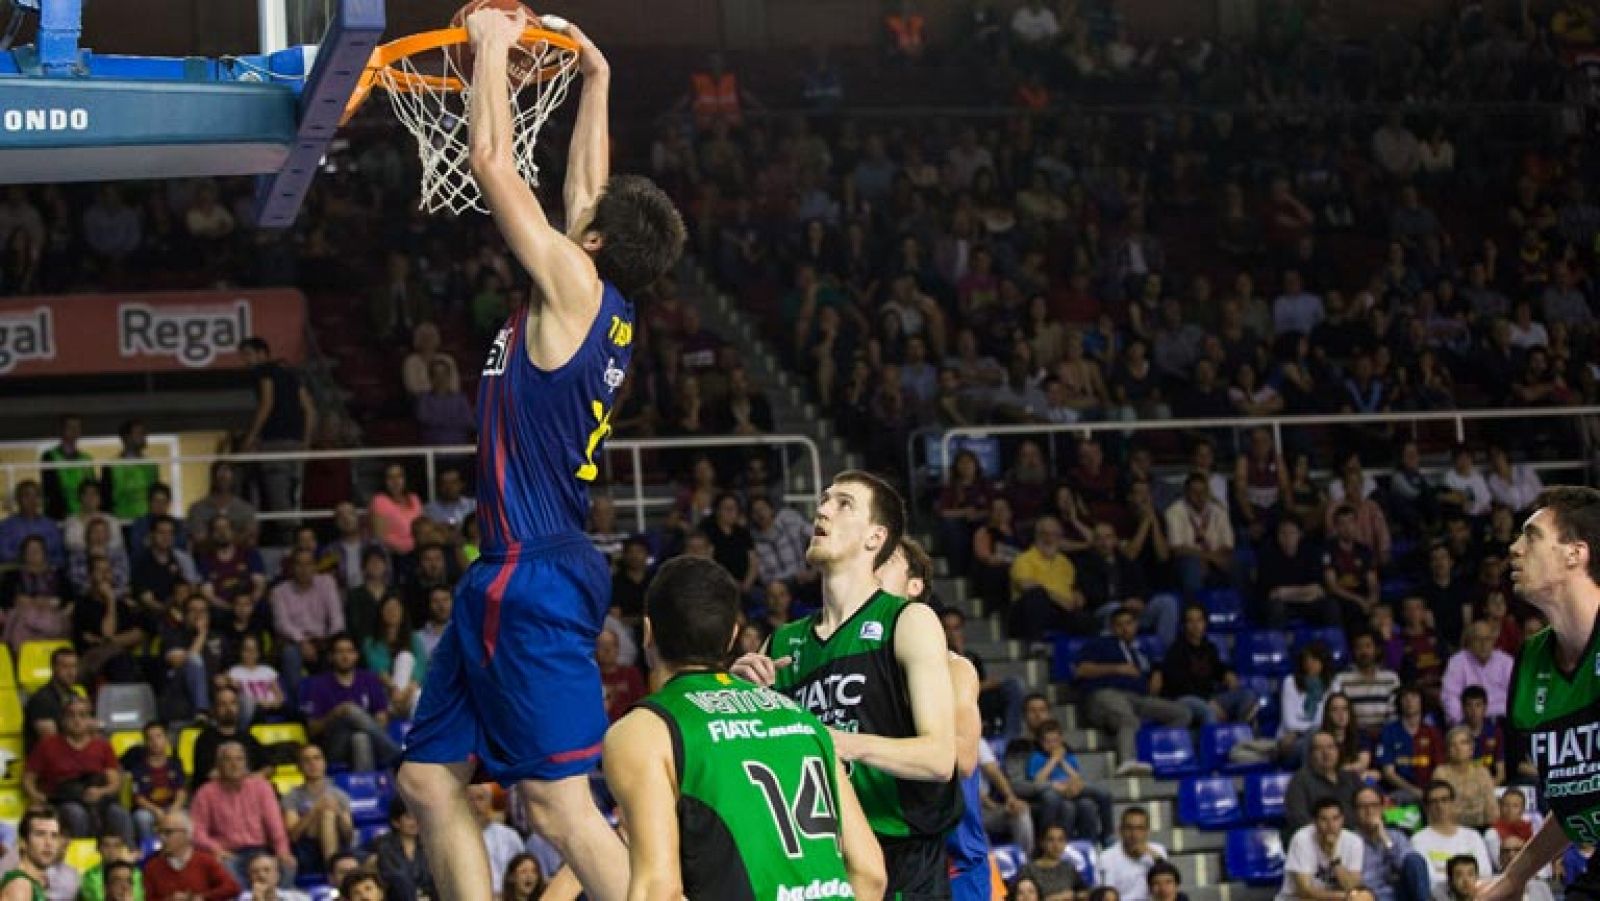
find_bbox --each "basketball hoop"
[344,24,579,215]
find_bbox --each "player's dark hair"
[1532,486,1600,584]
[645,556,740,667]
[833,469,906,570]
[19,807,58,840]
[1147,861,1181,887]
[587,174,686,295]
[899,536,933,587]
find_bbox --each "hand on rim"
[465,5,528,50]
[563,21,609,78]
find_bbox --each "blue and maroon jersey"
[474,285,635,549]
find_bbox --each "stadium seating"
[17,640,72,694]
[1136,726,1199,778]
[0,647,16,691]
[1199,588,1246,632]
[333,771,395,826]
[0,789,22,822]
[0,735,22,787]
[177,726,203,777]
[355,822,390,853]
[0,690,24,740]
[96,683,158,733]
[1225,829,1287,885]
[1233,631,1292,678]
[992,844,1025,884]
[1293,627,1350,668]
[1242,771,1294,824]
[252,721,310,749]
[1065,840,1098,885]
[109,730,144,758]
[1051,636,1090,684]
[1178,776,1243,829]
[64,838,100,873]
[1199,723,1270,775]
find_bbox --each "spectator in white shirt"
[1272,270,1325,336]
[1164,473,1235,598]
[1277,797,1363,901]
[468,783,525,896]
[1485,446,1543,514]
[1440,446,1492,518]
[1412,781,1493,886]
[1099,807,1167,901]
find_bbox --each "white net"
[377,35,578,216]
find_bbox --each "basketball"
[447,0,543,86]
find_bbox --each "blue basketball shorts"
[403,532,611,785]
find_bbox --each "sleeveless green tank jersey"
[642,670,857,901]
[770,590,963,840]
[0,869,45,901]
[1508,622,1600,844]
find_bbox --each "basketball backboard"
[0,0,384,228]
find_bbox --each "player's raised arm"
[835,757,887,901]
[832,601,956,780]
[603,710,683,901]
[466,8,601,320]
[562,23,610,239]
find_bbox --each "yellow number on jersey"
[575,399,614,482]
[608,316,634,348]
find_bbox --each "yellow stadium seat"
[64,838,99,874]
[0,690,22,738]
[250,722,309,748]
[177,726,203,778]
[272,766,305,795]
[0,735,22,788]
[109,730,144,759]
[17,640,72,694]
[0,646,16,690]
[0,788,22,824]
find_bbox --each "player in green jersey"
[1,809,60,901]
[604,555,885,901]
[1479,487,1600,901]
[733,471,961,899]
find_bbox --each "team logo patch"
[1535,686,1548,714]
[482,326,511,376]
[603,357,625,393]
[859,621,884,641]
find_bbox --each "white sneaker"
[1114,760,1153,777]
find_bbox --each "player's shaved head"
[645,556,741,667]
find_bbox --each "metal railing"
[0,434,825,534]
[903,406,1600,518]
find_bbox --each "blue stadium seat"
[1226,829,1286,885]
[332,771,394,826]
[1242,771,1294,824]
[355,822,389,853]
[1242,676,1281,735]
[1065,840,1098,885]
[1136,726,1199,778]
[992,843,1025,884]
[1178,775,1243,829]
[1136,635,1165,663]
[1293,627,1350,668]
[1234,631,1292,678]
[1199,588,1246,633]
[1380,576,1420,603]
[1051,636,1090,683]
[309,888,338,901]
[1199,723,1270,774]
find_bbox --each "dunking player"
[1477,488,1600,901]
[396,9,684,901]
[604,555,886,900]
[880,537,992,901]
[734,472,962,899]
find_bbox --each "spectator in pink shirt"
[270,548,345,704]
[190,741,293,888]
[368,465,423,556]
[1440,620,1514,725]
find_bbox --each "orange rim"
[343,26,579,124]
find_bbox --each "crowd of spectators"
[3,0,1600,899]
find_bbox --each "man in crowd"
[1457,686,1506,785]
[0,480,64,566]
[103,418,159,522]
[1285,731,1365,834]
[189,742,294,887]
[1165,473,1235,598]
[1377,686,1445,805]
[1010,515,1096,639]
[1257,517,1340,627]
[1410,781,1492,887]
[748,494,817,598]
[23,647,79,748]
[132,516,199,617]
[271,547,345,703]
[190,686,270,789]
[1332,631,1403,738]
[1075,606,1192,776]
[1,809,62,901]
[281,744,353,877]
[1440,620,1513,724]
[300,634,398,772]
[468,783,527,897]
[187,462,258,549]
[1280,797,1363,901]
[239,335,316,534]
[1323,505,1380,630]
[1353,785,1432,901]
[143,810,240,900]
[23,697,133,843]
[41,414,94,521]
[1100,807,1168,901]
[422,467,476,541]
[197,517,265,611]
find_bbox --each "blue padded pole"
[253,0,385,229]
[252,0,384,228]
[37,0,82,76]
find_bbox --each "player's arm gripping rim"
[831,601,958,781]
[561,24,610,239]
[466,9,603,340]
